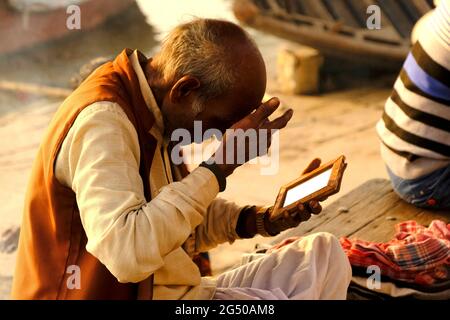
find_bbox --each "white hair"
[155,19,255,113]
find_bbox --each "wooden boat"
[233,0,435,67]
[0,0,136,56]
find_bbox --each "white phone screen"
[283,168,333,207]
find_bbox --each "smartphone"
[269,155,347,222]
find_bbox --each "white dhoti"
[213,232,352,300]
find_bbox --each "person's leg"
[215,232,352,300]
[387,165,450,209]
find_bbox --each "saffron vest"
[12,49,159,299]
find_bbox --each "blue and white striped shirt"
[377,0,450,179]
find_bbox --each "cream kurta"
[55,51,243,299]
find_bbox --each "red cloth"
[340,220,450,285]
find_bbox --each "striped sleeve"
[377,0,450,162]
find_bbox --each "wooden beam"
[410,0,434,16]
[302,0,335,21]
[322,0,360,27]
[377,0,415,38]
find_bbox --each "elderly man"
[12,19,351,300]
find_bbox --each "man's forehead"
[226,92,262,119]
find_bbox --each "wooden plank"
[377,0,415,38]
[413,208,450,226]
[254,0,271,11]
[236,0,411,65]
[302,188,404,238]
[282,0,304,15]
[411,0,434,16]
[322,0,360,27]
[346,203,449,242]
[275,178,450,244]
[350,200,423,242]
[267,0,284,14]
[345,0,371,27]
[249,15,409,63]
[398,0,423,22]
[301,0,335,21]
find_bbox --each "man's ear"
[169,75,201,103]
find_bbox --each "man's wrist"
[256,206,277,237]
[199,161,227,192]
[236,206,278,238]
[214,162,237,177]
[236,206,257,239]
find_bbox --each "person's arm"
[200,159,325,243]
[196,99,323,244]
[56,102,219,283]
[193,198,243,252]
